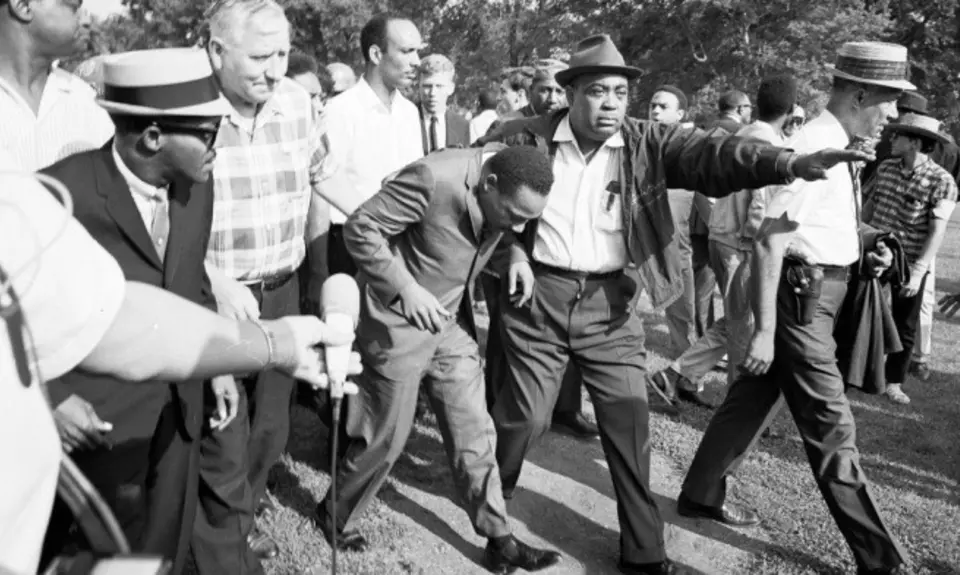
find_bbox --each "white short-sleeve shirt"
[0,157,125,574]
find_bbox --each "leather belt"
[532,261,623,281]
[243,273,294,294]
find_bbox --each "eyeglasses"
[153,120,221,150]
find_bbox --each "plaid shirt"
[866,154,958,263]
[207,77,329,281]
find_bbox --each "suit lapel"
[463,149,485,244]
[419,107,429,156]
[163,177,196,286]
[98,143,163,272]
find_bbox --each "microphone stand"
[329,381,345,575]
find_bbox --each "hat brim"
[555,65,643,87]
[887,123,949,144]
[97,95,233,118]
[827,66,916,91]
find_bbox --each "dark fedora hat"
[897,91,928,115]
[555,34,643,87]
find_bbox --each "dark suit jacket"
[41,143,215,441]
[419,108,471,156]
[836,231,906,395]
[344,145,506,344]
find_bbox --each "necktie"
[429,115,439,153]
[151,193,170,263]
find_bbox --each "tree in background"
[69,0,959,135]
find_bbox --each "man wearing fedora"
[483,34,872,574]
[861,91,960,382]
[38,48,232,574]
[680,41,914,575]
[863,112,958,404]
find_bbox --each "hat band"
[835,55,908,82]
[103,75,221,111]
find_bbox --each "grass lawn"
[257,216,960,575]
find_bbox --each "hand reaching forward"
[261,316,361,394]
[792,148,876,181]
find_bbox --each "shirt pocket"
[594,180,623,233]
[899,192,928,226]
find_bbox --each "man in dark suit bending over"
[316,146,561,574]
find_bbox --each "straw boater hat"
[887,113,949,144]
[97,48,232,117]
[555,34,642,87]
[827,41,916,91]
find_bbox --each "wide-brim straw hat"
[97,48,232,117]
[826,41,916,91]
[555,34,643,87]
[888,113,949,143]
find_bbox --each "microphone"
[319,274,360,400]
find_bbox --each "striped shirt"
[207,78,330,282]
[866,155,958,263]
[0,67,114,171]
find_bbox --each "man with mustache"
[38,47,233,574]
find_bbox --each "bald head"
[326,62,357,95]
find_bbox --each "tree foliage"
[71,0,960,135]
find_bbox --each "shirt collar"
[222,79,288,128]
[553,115,624,149]
[112,142,168,201]
[899,153,931,177]
[356,76,404,112]
[814,110,851,148]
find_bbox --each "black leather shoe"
[315,505,370,552]
[909,360,931,381]
[483,535,561,574]
[676,386,714,409]
[247,528,279,560]
[551,412,599,438]
[619,558,676,574]
[677,493,759,527]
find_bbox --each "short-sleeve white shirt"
[0,156,125,574]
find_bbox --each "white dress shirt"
[0,152,125,574]
[319,76,423,224]
[112,143,170,234]
[533,116,629,273]
[469,109,499,143]
[764,110,860,265]
[0,68,115,171]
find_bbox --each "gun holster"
[783,259,824,326]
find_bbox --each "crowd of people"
[3,1,960,575]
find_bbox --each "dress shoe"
[483,535,561,574]
[646,371,679,414]
[676,386,714,409]
[502,486,515,501]
[908,360,931,381]
[247,528,279,560]
[314,505,369,552]
[619,558,676,574]
[677,493,759,527]
[551,411,599,438]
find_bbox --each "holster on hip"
[783,258,824,326]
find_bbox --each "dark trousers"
[491,267,665,564]
[42,387,199,574]
[681,271,906,572]
[480,272,582,415]
[887,273,929,384]
[192,275,299,575]
[327,224,358,277]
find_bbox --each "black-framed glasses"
[153,120,221,150]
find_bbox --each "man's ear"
[369,44,383,67]
[7,0,35,23]
[141,125,163,154]
[483,172,499,195]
